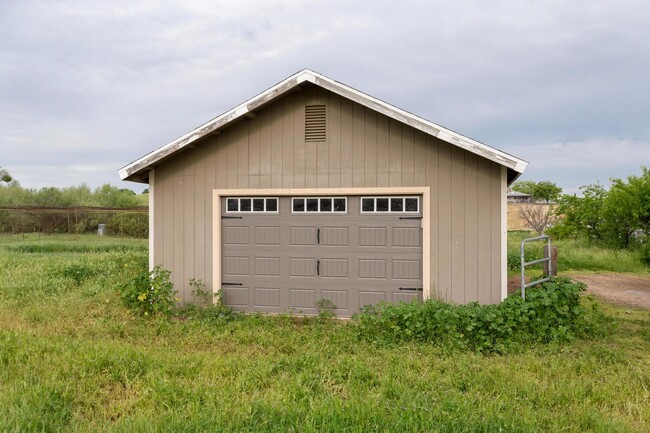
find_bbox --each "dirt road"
[507,273,650,309]
[568,273,650,309]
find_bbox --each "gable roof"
[119,69,527,183]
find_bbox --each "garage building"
[119,69,527,317]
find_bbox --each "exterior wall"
[152,85,505,304]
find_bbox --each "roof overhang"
[119,69,527,184]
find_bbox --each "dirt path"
[567,273,650,309]
[508,273,650,309]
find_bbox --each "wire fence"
[0,206,148,238]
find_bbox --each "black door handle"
[316,259,320,276]
[317,227,320,244]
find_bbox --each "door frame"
[212,187,431,304]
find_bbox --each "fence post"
[543,246,558,277]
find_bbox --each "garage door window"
[361,196,419,213]
[292,197,347,213]
[226,197,278,213]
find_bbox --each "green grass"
[0,232,147,253]
[508,231,650,274]
[0,235,649,432]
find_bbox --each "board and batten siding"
[151,85,505,304]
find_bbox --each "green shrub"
[352,278,612,353]
[118,265,177,317]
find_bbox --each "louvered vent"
[305,105,326,142]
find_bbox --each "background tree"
[0,182,146,235]
[601,168,650,248]
[512,180,563,203]
[519,204,559,235]
[554,184,607,241]
[94,185,139,208]
[549,167,650,250]
[0,167,12,183]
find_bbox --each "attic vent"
[305,105,326,142]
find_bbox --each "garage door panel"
[224,226,250,245]
[321,227,349,246]
[254,257,280,276]
[321,258,348,278]
[393,227,421,247]
[290,226,317,245]
[359,227,387,246]
[223,286,249,307]
[254,226,281,245]
[358,259,387,279]
[393,259,421,280]
[254,287,280,308]
[358,291,387,308]
[223,256,249,276]
[290,289,316,309]
[290,257,317,277]
[321,290,348,310]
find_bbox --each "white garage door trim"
[213,187,431,304]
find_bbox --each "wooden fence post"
[543,246,558,277]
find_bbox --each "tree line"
[0,171,147,236]
[513,167,650,263]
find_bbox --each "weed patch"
[118,265,177,317]
[352,278,613,353]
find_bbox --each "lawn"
[0,234,648,432]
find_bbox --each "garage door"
[221,195,423,317]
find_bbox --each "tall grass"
[0,235,649,431]
[0,233,147,253]
[509,231,649,274]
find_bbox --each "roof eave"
[119,69,528,183]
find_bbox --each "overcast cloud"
[1,0,649,194]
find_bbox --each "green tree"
[602,168,650,248]
[553,184,608,241]
[93,184,139,208]
[550,168,650,250]
[512,180,562,203]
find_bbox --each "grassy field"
[0,235,649,432]
[508,231,650,275]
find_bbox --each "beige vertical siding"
[152,85,504,303]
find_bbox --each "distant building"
[507,189,533,203]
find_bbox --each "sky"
[1,0,649,195]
